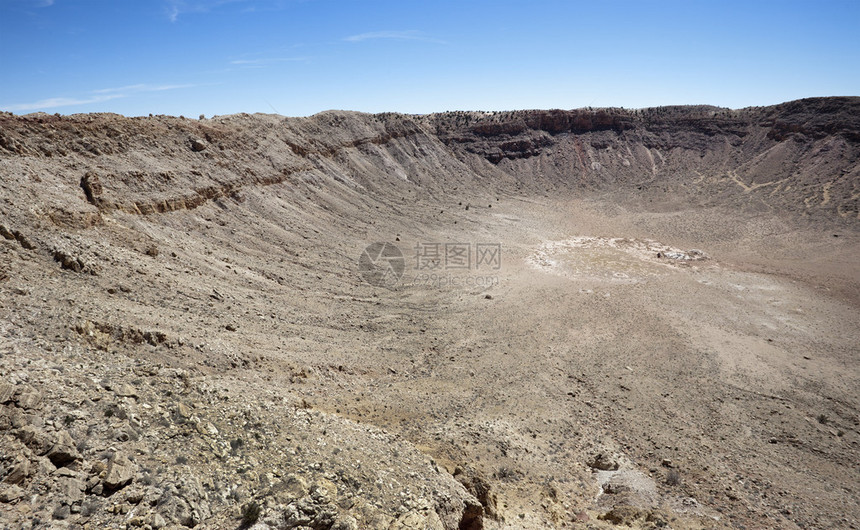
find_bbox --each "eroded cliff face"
[0,99,858,530]
[424,97,860,220]
[1,97,858,233]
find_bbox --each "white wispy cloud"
[165,0,258,22]
[8,0,54,9]
[229,57,307,66]
[1,83,194,112]
[2,94,124,112]
[92,83,196,94]
[344,30,445,44]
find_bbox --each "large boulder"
[46,430,81,466]
[104,452,137,490]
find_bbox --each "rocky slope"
[424,97,860,221]
[1,97,857,229]
[0,97,858,529]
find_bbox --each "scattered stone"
[3,456,30,485]
[0,383,16,403]
[603,480,631,494]
[189,137,208,152]
[127,515,146,527]
[0,224,14,240]
[598,505,647,525]
[46,430,81,465]
[158,494,197,526]
[271,473,308,503]
[56,466,79,477]
[12,230,36,250]
[332,514,359,530]
[157,475,211,526]
[123,487,146,505]
[283,495,339,529]
[114,384,138,399]
[16,425,53,455]
[56,476,86,505]
[390,502,444,530]
[91,460,108,476]
[104,453,137,490]
[146,512,167,529]
[37,455,57,474]
[80,172,103,204]
[15,388,42,409]
[176,402,192,419]
[6,407,26,429]
[196,421,218,436]
[658,249,708,261]
[53,249,85,272]
[80,497,102,517]
[587,453,620,471]
[52,504,71,520]
[0,484,25,503]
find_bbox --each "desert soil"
[0,100,858,529]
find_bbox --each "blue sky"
[1,0,858,116]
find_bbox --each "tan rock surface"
[0,99,858,528]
